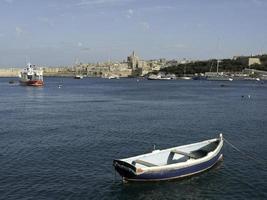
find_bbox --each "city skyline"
[0,0,267,67]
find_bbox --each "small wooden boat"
[113,134,223,182]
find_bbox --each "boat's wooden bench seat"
[132,159,158,167]
[171,149,198,159]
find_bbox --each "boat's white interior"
[121,138,220,168]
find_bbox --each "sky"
[0,0,267,67]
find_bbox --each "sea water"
[0,78,266,199]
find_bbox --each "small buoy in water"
[58,84,62,88]
[9,80,16,84]
[241,95,244,98]
[248,95,251,99]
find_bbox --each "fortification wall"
[0,69,20,77]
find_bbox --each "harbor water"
[0,78,266,200]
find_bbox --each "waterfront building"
[248,57,261,66]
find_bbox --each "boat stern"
[113,160,138,179]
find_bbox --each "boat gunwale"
[140,137,223,173]
[120,138,218,161]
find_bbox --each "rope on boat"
[223,137,267,198]
[223,137,266,167]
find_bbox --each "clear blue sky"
[0,0,267,67]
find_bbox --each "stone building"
[127,51,140,69]
[248,57,261,66]
[0,68,20,77]
[126,51,162,76]
[43,67,74,76]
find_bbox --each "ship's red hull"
[20,80,44,87]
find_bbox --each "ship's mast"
[216,60,221,74]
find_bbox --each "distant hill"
[159,54,267,76]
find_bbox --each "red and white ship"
[19,63,44,86]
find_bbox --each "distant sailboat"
[206,60,233,81]
[73,58,84,79]
[180,64,191,80]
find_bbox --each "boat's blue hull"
[132,153,222,181]
[114,151,223,182]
